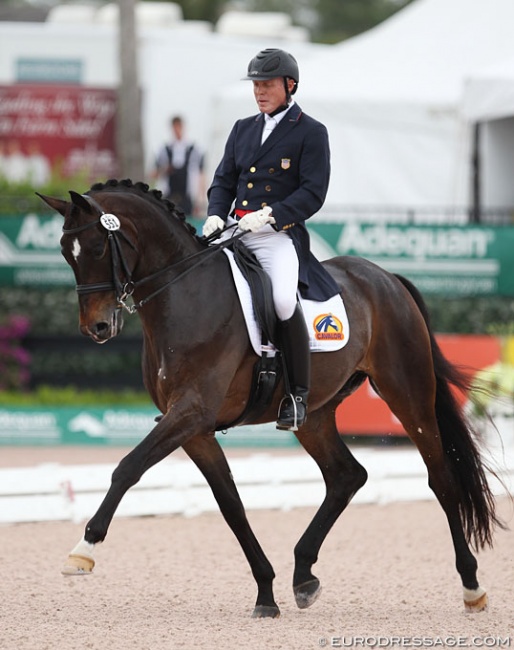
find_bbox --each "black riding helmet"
[243,48,299,97]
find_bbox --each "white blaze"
[72,238,81,260]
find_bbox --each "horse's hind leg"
[182,434,279,619]
[292,400,368,609]
[388,406,486,610]
[371,365,490,612]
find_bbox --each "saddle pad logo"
[313,313,344,341]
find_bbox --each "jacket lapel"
[254,103,302,162]
[247,114,265,159]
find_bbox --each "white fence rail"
[1,442,512,525]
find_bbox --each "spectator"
[26,141,51,186]
[3,140,29,183]
[152,115,205,215]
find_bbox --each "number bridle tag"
[100,214,121,231]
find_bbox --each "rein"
[62,195,242,314]
[122,232,241,313]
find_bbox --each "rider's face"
[253,78,289,114]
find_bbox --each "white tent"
[463,58,514,123]
[0,18,326,183]
[462,58,514,214]
[210,0,514,217]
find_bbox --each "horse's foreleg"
[293,403,368,609]
[182,434,280,619]
[62,413,197,576]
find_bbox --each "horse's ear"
[36,192,69,217]
[69,190,96,214]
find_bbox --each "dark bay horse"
[39,179,502,618]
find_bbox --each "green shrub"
[0,170,91,216]
[423,296,514,334]
[0,314,31,390]
[2,288,142,335]
[0,385,151,406]
[3,287,511,337]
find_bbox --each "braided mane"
[89,178,198,238]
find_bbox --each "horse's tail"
[395,273,503,550]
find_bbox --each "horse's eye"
[91,242,106,259]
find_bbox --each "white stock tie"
[261,116,278,144]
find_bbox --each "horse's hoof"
[61,554,95,576]
[294,578,322,609]
[464,589,488,613]
[252,605,281,619]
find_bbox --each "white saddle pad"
[224,249,350,356]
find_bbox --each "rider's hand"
[238,207,275,233]
[202,215,225,238]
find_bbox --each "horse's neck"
[136,248,234,349]
[132,215,210,323]
[137,218,201,276]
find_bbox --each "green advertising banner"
[308,222,514,296]
[2,214,514,295]
[0,407,297,448]
[0,214,74,287]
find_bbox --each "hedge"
[3,286,513,337]
[0,172,92,216]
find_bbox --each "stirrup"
[276,394,307,432]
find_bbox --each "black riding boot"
[276,304,310,431]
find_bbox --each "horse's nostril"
[94,322,110,335]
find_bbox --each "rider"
[203,48,339,431]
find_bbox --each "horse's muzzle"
[81,310,123,343]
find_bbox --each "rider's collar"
[267,100,294,120]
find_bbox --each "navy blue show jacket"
[207,103,340,302]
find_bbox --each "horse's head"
[38,187,140,343]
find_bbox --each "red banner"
[336,335,502,436]
[0,84,118,183]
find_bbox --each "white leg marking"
[463,586,487,611]
[61,537,96,575]
[70,538,95,559]
[463,586,486,601]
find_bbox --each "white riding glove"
[202,215,225,238]
[238,206,276,233]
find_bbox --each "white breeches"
[224,217,299,321]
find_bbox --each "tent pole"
[470,122,481,224]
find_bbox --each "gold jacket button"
[247,182,253,189]
[268,168,275,174]
[242,200,248,206]
[250,166,256,173]
[265,185,271,192]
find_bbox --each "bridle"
[61,194,242,314]
[61,194,141,312]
